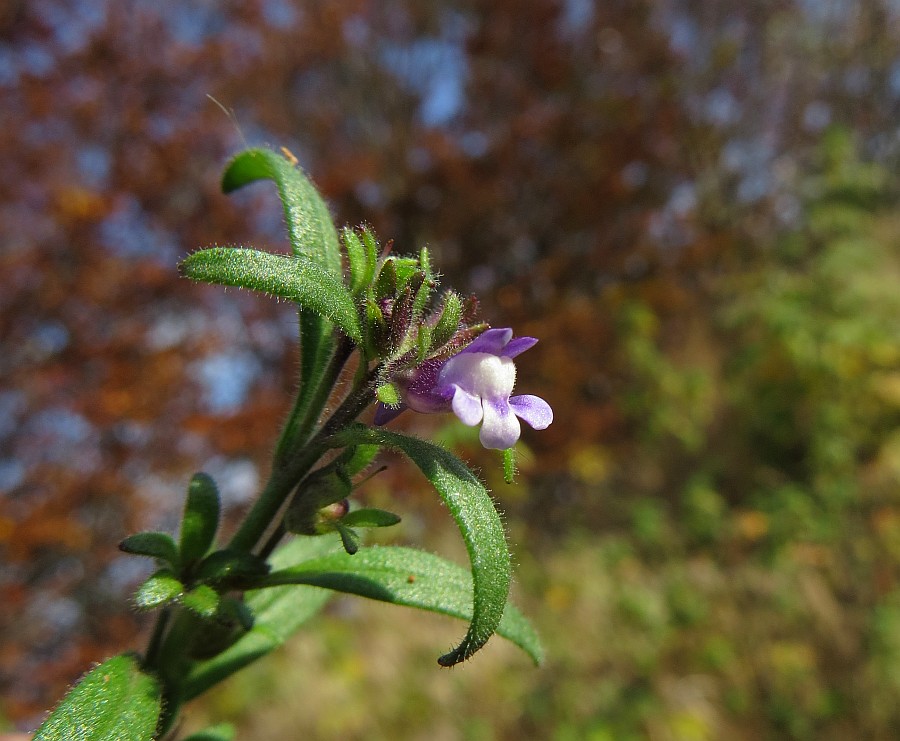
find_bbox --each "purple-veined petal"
[509,394,553,430]
[479,398,521,450]
[502,336,538,358]
[374,402,406,426]
[461,328,513,356]
[405,387,453,414]
[450,386,484,426]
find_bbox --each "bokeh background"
[4,1,900,738]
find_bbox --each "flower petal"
[479,398,521,450]
[502,336,538,358]
[509,395,553,430]
[374,402,406,426]
[461,328,513,356]
[450,386,484,426]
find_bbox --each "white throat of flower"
[439,352,516,401]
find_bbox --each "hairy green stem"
[275,336,354,465]
[229,363,383,555]
[143,607,171,671]
[257,521,287,561]
[145,360,383,734]
[152,608,202,739]
[228,443,327,554]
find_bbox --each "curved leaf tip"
[260,545,542,665]
[333,427,512,666]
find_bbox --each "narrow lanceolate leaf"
[182,534,344,701]
[333,426,511,667]
[195,549,270,586]
[221,148,341,273]
[118,531,180,569]
[180,248,362,343]
[220,147,342,429]
[342,508,402,529]
[261,546,542,665]
[134,569,183,610]
[338,443,382,477]
[180,473,220,566]
[33,654,162,741]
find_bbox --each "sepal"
[376,383,402,407]
[430,291,463,352]
[334,522,360,554]
[342,227,376,296]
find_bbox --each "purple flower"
[375,328,553,450]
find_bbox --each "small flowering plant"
[34,148,551,741]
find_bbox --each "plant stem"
[275,336,354,465]
[257,521,287,561]
[229,363,383,555]
[228,442,326,553]
[143,607,171,670]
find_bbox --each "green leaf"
[221,148,343,434]
[180,248,362,343]
[119,531,180,568]
[261,546,542,665]
[181,724,236,741]
[182,584,221,619]
[134,569,183,610]
[342,508,402,528]
[221,148,341,274]
[182,534,344,701]
[339,443,382,477]
[195,549,270,586]
[180,473,221,566]
[332,426,511,666]
[33,654,162,741]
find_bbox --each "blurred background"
[3,0,900,738]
